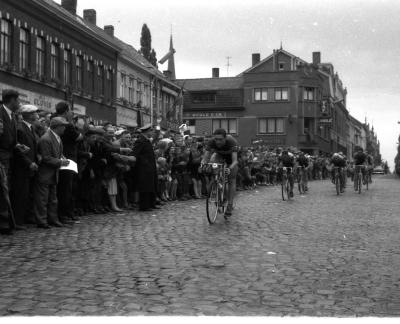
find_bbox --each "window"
[254,88,268,101]
[36,37,45,77]
[50,43,59,79]
[303,87,314,100]
[258,118,285,134]
[279,62,284,71]
[75,56,83,89]
[274,88,289,101]
[212,119,237,135]
[98,66,104,95]
[128,78,134,103]
[107,69,112,97]
[136,79,142,104]
[0,19,12,65]
[152,87,157,109]
[19,28,29,70]
[87,61,94,92]
[63,49,71,85]
[120,73,126,98]
[191,92,216,104]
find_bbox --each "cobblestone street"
[0,175,399,316]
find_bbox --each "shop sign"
[319,117,332,125]
[116,107,138,127]
[183,112,227,118]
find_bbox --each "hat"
[50,116,69,128]
[139,124,153,132]
[2,89,19,102]
[20,104,39,114]
[86,126,105,135]
[55,102,70,115]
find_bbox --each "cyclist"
[296,151,309,192]
[330,152,346,193]
[353,146,367,190]
[200,128,238,218]
[278,149,295,197]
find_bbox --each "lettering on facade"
[183,112,227,118]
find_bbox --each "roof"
[175,77,243,91]
[238,48,308,76]
[35,0,121,51]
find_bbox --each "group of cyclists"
[200,128,375,220]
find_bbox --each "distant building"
[177,48,351,155]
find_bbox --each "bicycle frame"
[206,163,228,224]
[354,164,366,194]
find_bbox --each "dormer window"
[279,62,285,71]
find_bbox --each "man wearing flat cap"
[11,105,40,228]
[130,124,159,211]
[0,89,20,235]
[34,116,70,228]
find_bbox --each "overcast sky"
[57,0,400,168]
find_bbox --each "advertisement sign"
[183,112,227,118]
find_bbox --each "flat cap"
[50,116,69,128]
[139,123,153,132]
[20,104,39,114]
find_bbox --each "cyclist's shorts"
[210,153,238,184]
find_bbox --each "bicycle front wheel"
[206,180,219,224]
[281,179,288,201]
[358,173,362,194]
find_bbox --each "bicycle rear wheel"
[206,180,219,224]
[335,174,340,195]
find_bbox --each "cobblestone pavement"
[0,175,399,316]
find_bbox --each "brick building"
[0,0,120,123]
[178,48,354,155]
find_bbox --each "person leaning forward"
[33,117,70,229]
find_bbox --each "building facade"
[179,49,360,156]
[0,0,120,124]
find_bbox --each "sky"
[56,0,400,169]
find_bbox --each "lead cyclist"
[200,129,239,218]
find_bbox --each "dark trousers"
[11,174,35,225]
[139,192,156,210]
[34,181,60,225]
[0,161,15,230]
[57,171,75,221]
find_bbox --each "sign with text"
[183,112,227,118]
[319,117,332,125]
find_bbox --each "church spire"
[168,33,176,80]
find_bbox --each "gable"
[251,57,274,73]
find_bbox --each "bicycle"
[354,165,366,194]
[205,163,228,224]
[296,166,307,195]
[332,166,342,195]
[281,167,293,201]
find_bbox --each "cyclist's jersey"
[353,152,367,165]
[279,153,295,168]
[331,155,346,168]
[206,135,238,165]
[297,156,309,167]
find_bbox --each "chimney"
[252,53,260,66]
[61,0,77,15]
[212,68,219,78]
[312,52,321,65]
[104,25,114,37]
[83,9,97,25]
[163,70,172,80]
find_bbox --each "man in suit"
[34,117,70,228]
[11,104,40,228]
[54,102,83,224]
[130,124,159,211]
[0,90,20,235]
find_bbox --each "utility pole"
[226,56,232,77]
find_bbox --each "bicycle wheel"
[358,172,362,194]
[281,179,288,201]
[335,174,340,195]
[366,174,369,190]
[206,180,219,224]
[286,180,292,200]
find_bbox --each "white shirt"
[22,120,32,130]
[2,104,12,121]
[50,129,61,144]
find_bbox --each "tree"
[139,24,158,68]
